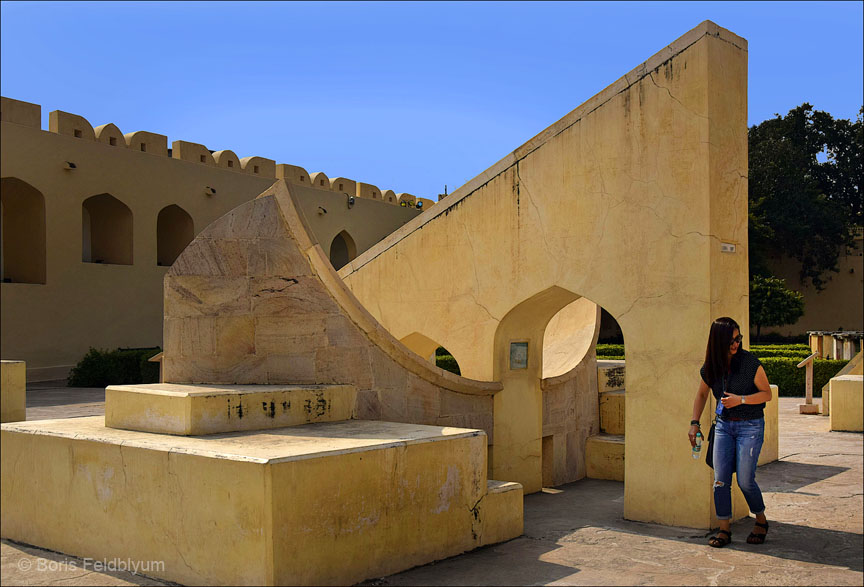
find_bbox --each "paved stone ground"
[2,387,861,586]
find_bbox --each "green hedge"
[751,344,811,353]
[751,349,813,359]
[596,344,625,359]
[436,354,461,376]
[596,343,814,361]
[760,357,848,397]
[68,347,162,387]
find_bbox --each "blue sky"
[2,1,862,198]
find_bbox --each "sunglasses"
[730,334,743,345]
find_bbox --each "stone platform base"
[1,417,522,586]
[106,383,357,435]
[585,433,624,481]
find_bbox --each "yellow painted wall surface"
[340,22,749,528]
[1,417,522,586]
[764,234,863,336]
[0,111,419,380]
[0,360,26,422]
[829,375,863,432]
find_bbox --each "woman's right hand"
[688,424,701,447]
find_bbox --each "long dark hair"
[702,317,740,386]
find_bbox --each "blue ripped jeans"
[713,417,766,520]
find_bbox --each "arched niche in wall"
[1,177,46,284]
[82,193,133,265]
[329,230,357,271]
[157,205,194,266]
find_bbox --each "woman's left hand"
[720,392,743,408]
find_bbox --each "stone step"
[106,383,357,435]
[1,417,523,586]
[599,389,625,435]
[597,360,625,393]
[585,433,624,482]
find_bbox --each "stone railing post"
[797,352,819,414]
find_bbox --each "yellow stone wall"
[0,360,26,422]
[340,22,749,528]
[765,234,863,335]
[0,99,421,380]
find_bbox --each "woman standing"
[689,317,773,547]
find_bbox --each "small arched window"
[1,177,46,284]
[329,230,357,271]
[157,205,194,266]
[82,193,133,265]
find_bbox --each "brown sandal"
[708,529,731,548]
[747,521,769,544]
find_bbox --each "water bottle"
[692,431,703,459]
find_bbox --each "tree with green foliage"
[749,275,805,342]
[748,103,862,290]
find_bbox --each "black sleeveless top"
[700,349,765,420]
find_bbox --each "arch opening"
[538,295,625,491]
[157,205,194,266]
[329,230,357,271]
[491,286,633,494]
[398,331,462,375]
[1,177,46,284]
[82,193,133,265]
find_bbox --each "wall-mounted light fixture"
[204,186,216,196]
[63,161,77,171]
[317,206,327,215]
[346,195,355,209]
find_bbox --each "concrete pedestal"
[1,417,523,586]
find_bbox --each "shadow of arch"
[1,177,46,284]
[157,205,194,266]
[329,230,357,271]
[82,193,133,265]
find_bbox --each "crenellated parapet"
[0,96,435,209]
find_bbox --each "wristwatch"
[741,395,746,405]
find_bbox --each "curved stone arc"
[266,180,501,396]
[162,179,500,440]
[541,297,600,380]
[541,298,602,385]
